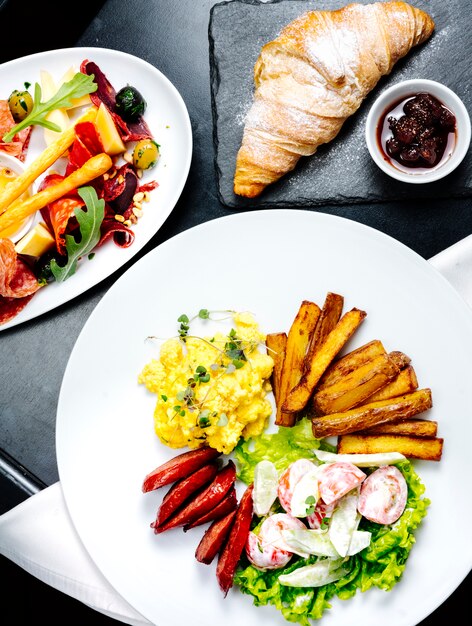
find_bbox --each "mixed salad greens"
[234,419,430,625]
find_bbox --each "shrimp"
[245,513,307,570]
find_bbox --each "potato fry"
[387,351,411,370]
[0,106,97,215]
[358,418,438,437]
[303,292,343,368]
[283,308,367,414]
[364,365,418,403]
[276,301,321,426]
[337,433,443,461]
[265,332,287,406]
[312,351,401,415]
[317,339,386,390]
[0,152,112,235]
[311,388,433,438]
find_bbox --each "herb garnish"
[50,186,105,282]
[2,72,97,143]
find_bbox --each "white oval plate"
[0,47,192,330]
[57,210,472,626]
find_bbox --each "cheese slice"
[95,102,126,155]
[15,222,55,257]
[40,70,71,146]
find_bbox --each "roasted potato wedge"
[265,332,287,406]
[312,351,401,415]
[311,388,433,438]
[283,308,367,414]
[358,418,438,437]
[276,301,321,426]
[337,433,443,461]
[364,365,418,403]
[317,339,386,390]
[303,292,344,368]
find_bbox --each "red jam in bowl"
[377,92,456,173]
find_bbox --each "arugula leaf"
[2,72,97,143]
[51,186,104,282]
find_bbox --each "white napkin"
[1,236,471,626]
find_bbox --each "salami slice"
[357,465,407,525]
[317,461,366,506]
[0,239,40,298]
[0,239,40,325]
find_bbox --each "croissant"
[233,2,435,198]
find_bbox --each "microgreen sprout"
[305,495,317,516]
[320,516,330,530]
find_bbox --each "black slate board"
[209,0,472,208]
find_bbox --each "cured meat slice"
[357,465,407,525]
[0,239,40,298]
[39,173,83,254]
[0,239,41,326]
[81,60,152,142]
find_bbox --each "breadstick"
[0,106,97,214]
[0,153,112,236]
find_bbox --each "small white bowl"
[365,79,471,184]
[0,152,35,242]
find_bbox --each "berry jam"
[377,92,456,173]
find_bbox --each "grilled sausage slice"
[195,510,238,565]
[216,483,254,596]
[142,447,222,493]
[153,463,219,528]
[153,461,236,533]
[184,486,237,531]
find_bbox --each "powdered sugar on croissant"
[233,2,435,198]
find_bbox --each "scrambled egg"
[138,311,274,454]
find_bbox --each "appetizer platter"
[56,210,472,626]
[0,47,192,330]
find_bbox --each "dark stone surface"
[210,0,471,208]
[0,1,471,622]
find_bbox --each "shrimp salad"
[233,419,430,624]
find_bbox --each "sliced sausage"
[317,461,366,505]
[152,461,236,533]
[183,486,237,531]
[153,463,218,528]
[142,447,222,493]
[216,483,254,596]
[357,465,407,525]
[195,510,237,565]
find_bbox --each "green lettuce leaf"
[234,417,335,484]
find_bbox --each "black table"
[0,1,470,624]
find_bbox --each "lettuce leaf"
[233,424,430,624]
[234,418,335,484]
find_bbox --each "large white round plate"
[57,210,472,626]
[0,47,192,330]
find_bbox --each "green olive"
[132,139,160,170]
[8,90,34,122]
